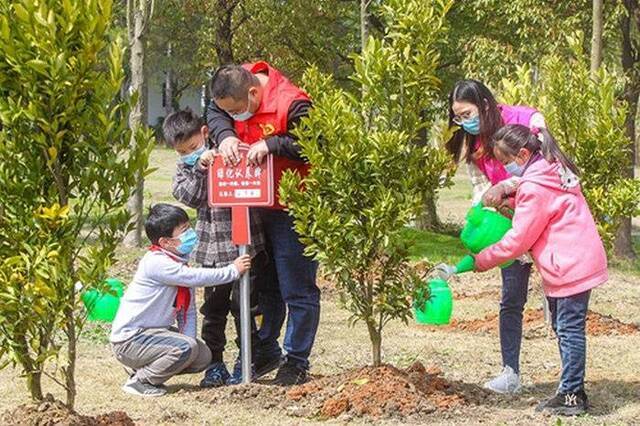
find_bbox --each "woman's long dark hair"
[491,124,580,175]
[445,79,503,163]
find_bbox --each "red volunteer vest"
[234,61,310,209]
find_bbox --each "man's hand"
[481,183,506,207]
[434,263,457,281]
[197,149,217,170]
[219,136,242,166]
[247,140,269,166]
[233,254,252,275]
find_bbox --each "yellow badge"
[259,123,276,137]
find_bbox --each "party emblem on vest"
[259,123,276,137]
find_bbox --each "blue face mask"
[504,161,525,177]
[176,228,198,255]
[461,116,481,135]
[181,144,206,166]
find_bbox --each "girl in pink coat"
[475,124,608,416]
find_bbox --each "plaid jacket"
[172,162,265,267]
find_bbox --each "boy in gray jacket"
[110,203,250,397]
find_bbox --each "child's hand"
[434,263,457,281]
[482,183,507,207]
[197,149,217,170]
[233,254,251,275]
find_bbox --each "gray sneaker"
[122,377,167,397]
[483,366,521,394]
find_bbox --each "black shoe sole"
[536,406,587,417]
[272,377,308,386]
[199,379,227,388]
[547,406,587,416]
[255,357,282,379]
[272,372,308,386]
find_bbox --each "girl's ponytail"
[534,128,579,175]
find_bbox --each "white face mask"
[230,93,254,122]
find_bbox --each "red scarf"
[149,245,191,331]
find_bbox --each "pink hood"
[475,158,608,297]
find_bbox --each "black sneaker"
[255,353,283,378]
[200,361,231,388]
[535,390,589,416]
[272,359,308,386]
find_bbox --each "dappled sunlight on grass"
[401,227,467,264]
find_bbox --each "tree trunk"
[27,371,43,401]
[164,43,174,117]
[617,0,639,259]
[214,0,236,64]
[415,192,441,230]
[366,321,382,367]
[124,0,152,247]
[360,0,369,52]
[590,0,604,76]
[64,305,76,408]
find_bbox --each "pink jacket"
[474,104,539,185]
[475,158,608,297]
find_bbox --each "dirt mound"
[1,397,134,426]
[444,308,639,336]
[285,362,466,419]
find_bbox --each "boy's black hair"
[162,108,204,147]
[145,203,190,244]
[207,64,259,102]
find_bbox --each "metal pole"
[239,244,252,384]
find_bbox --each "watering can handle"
[455,255,475,274]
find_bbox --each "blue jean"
[499,261,532,374]
[254,208,320,369]
[547,290,590,393]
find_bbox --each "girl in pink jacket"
[475,124,608,416]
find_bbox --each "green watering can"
[455,203,514,273]
[80,278,124,322]
[414,279,453,325]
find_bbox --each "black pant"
[200,252,267,363]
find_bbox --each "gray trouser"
[112,328,212,385]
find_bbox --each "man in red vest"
[206,62,320,385]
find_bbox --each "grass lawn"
[0,147,639,425]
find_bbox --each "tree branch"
[126,0,134,42]
[138,0,156,39]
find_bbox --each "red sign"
[208,144,274,207]
[208,144,274,245]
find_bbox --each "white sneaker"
[483,366,521,394]
[122,377,167,397]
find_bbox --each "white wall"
[147,80,204,127]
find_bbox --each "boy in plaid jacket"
[164,109,283,386]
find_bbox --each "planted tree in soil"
[280,0,454,366]
[0,0,152,408]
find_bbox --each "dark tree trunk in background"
[617,0,639,259]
